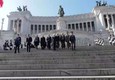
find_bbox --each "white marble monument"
[0,2,115,48]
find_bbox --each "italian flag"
[0,0,3,7]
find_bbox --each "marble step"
[0,68,114,77]
[0,52,114,59]
[0,78,114,80]
[0,58,113,65]
[0,50,115,57]
[0,63,115,70]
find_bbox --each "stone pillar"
[33,25,35,34]
[14,20,17,33]
[102,14,105,28]
[111,14,115,28]
[82,23,84,31]
[56,17,66,30]
[10,20,13,30]
[90,22,93,31]
[16,19,19,34]
[7,19,11,30]
[44,25,46,32]
[41,25,43,33]
[74,24,76,30]
[37,25,39,34]
[106,14,110,29]
[111,14,115,35]
[86,22,88,31]
[77,24,79,31]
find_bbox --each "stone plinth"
[56,17,66,30]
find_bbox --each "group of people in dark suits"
[13,32,76,53]
[51,32,76,50]
[33,31,76,51]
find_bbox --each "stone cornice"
[29,13,95,23]
[93,5,115,13]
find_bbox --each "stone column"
[37,25,39,34]
[102,14,106,28]
[32,25,35,34]
[86,22,88,31]
[112,14,115,35]
[14,20,17,33]
[16,19,20,34]
[106,14,110,29]
[44,25,46,32]
[12,20,15,32]
[7,19,11,30]
[90,22,93,31]
[78,23,80,31]
[111,14,115,28]
[41,25,43,33]
[74,24,76,30]
[82,23,85,31]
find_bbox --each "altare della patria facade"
[0,0,115,48]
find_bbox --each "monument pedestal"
[56,17,66,30]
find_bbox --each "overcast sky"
[0,0,115,30]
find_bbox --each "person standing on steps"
[34,35,39,49]
[47,35,52,50]
[26,34,32,52]
[65,32,71,49]
[14,34,21,53]
[41,36,46,50]
[70,32,76,50]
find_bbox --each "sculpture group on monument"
[96,0,107,6]
[17,5,28,12]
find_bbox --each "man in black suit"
[70,32,76,50]
[26,34,32,52]
[47,35,52,50]
[14,34,21,53]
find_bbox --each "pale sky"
[0,0,115,30]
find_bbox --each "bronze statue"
[17,5,28,12]
[17,6,22,12]
[23,6,27,11]
[96,0,107,6]
[58,5,65,17]
[96,1,101,6]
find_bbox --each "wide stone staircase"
[0,46,115,80]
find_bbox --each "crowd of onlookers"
[3,32,76,53]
